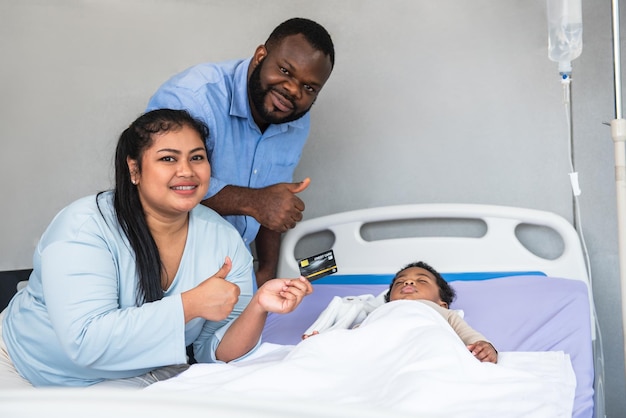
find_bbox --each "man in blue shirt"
[147,18,335,287]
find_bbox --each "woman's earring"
[131,179,137,185]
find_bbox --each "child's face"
[388,267,447,308]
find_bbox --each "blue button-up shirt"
[146,58,310,244]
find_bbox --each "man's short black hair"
[266,17,335,68]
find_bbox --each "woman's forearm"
[215,294,267,362]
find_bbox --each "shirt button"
[253,169,258,175]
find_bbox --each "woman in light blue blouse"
[0,109,312,388]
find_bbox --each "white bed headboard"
[277,204,590,285]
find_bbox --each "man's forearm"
[202,185,258,218]
[254,226,281,287]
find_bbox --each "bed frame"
[275,203,604,418]
[278,203,589,281]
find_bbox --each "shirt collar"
[230,57,308,132]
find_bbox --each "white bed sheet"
[148,301,576,418]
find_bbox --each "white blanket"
[303,291,386,335]
[147,301,576,418]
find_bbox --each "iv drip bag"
[547,0,583,74]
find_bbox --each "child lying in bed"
[304,261,498,363]
[386,261,497,363]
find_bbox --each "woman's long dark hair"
[112,109,209,304]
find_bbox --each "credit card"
[298,249,338,281]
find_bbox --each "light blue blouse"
[146,58,310,245]
[2,192,254,386]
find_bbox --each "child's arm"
[446,311,498,363]
[421,300,498,363]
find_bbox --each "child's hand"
[467,341,498,363]
[302,331,319,340]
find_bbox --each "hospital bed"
[0,204,604,418]
[267,203,604,418]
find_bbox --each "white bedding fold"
[147,301,575,417]
[302,291,385,335]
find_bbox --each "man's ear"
[251,44,268,67]
[438,300,449,309]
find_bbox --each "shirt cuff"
[208,320,262,364]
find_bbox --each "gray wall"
[0,0,622,415]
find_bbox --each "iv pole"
[609,0,626,379]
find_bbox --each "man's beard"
[248,59,310,125]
